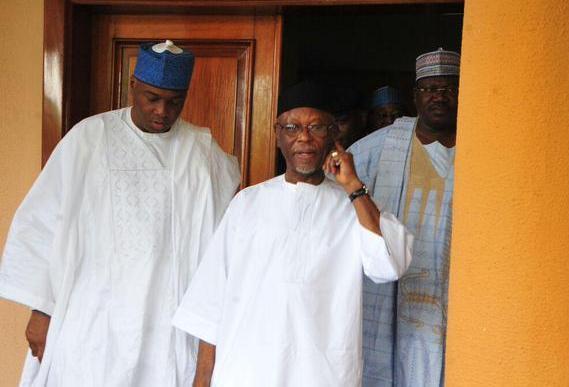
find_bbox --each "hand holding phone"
[323,141,364,194]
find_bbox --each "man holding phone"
[172,81,414,387]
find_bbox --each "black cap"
[277,80,333,116]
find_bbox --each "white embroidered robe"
[0,108,240,387]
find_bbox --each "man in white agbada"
[0,40,240,386]
[349,48,460,387]
[172,81,414,387]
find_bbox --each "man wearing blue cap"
[350,48,460,387]
[0,40,239,386]
[366,86,405,133]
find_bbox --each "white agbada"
[172,175,413,387]
[0,107,240,387]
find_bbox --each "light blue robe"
[350,117,455,387]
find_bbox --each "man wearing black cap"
[172,81,413,387]
[0,40,239,386]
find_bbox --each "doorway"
[44,1,463,184]
[277,3,464,173]
[281,4,463,99]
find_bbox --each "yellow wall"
[446,0,569,385]
[0,1,44,385]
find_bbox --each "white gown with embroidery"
[0,108,240,387]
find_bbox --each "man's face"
[367,103,404,131]
[414,76,459,132]
[276,107,336,181]
[130,77,187,133]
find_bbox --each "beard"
[421,104,457,131]
[294,165,319,175]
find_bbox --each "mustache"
[427,102,450,110]
[292,146,317,153]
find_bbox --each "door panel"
[91,14,281,186]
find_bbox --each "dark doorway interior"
[277,4,463,174]
[281,4,464,114]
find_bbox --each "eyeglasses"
[415,87,459,96]
[274,122,336,137]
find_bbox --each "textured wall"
[0,1,44,385]
[446,0,569,385]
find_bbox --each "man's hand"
[323,141,363,194]
[26,310,51,362]
[324,141,382,235]
[193,340,216,387]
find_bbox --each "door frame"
[43,0,463,172]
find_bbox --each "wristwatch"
[349,184,369,202]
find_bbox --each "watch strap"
[349,184,369,202]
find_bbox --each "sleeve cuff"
[379,211,414,276]
[172,307,219,346]
[0,281,54,315]
[358,212,414,283]
[359,224,398,283]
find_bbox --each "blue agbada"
[351,49,460,387]
[350,117,455,387]
[134,40,195,90]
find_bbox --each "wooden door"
[90,14,282,186]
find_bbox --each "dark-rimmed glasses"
[274,122,336,138]
[415,87,459,97]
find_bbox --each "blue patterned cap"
[134,40,195,90]
[370,86,402,109]
[416,48,460,81]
